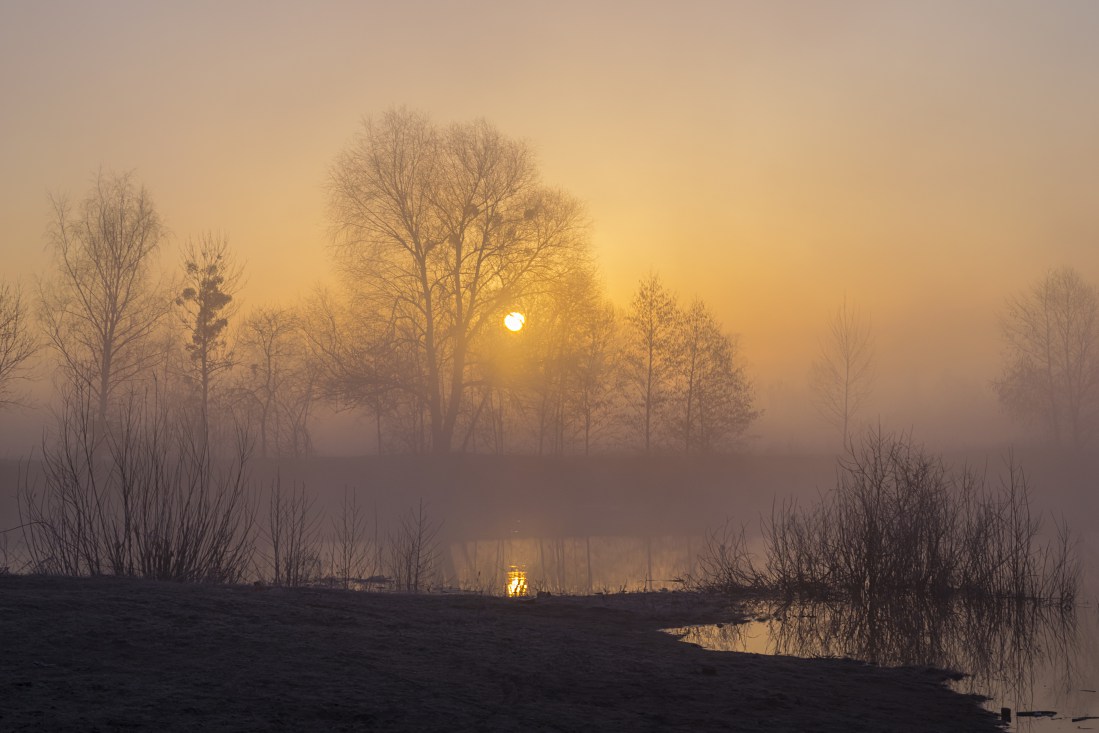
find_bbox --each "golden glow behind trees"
[327,109,590,454]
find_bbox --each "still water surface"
[669,597,1099,731]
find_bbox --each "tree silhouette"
[674,299,757,453]
[624,273,681,452]
[39,171,168,433]
[810,297,875,451]
[994,266,1099,448]
[176,234,241,437]
[0,283,38,408]
[327,109,588,454]
[234,307,316,457]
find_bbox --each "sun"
[504,312,525,332]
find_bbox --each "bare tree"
[0,283,38,407]
[303,288,401,453]
[266,478,320,587]
[623,273,680,452]
[176,234,242,438]
[674,299,758,453]
[387,499,441,593]
[327,486,373,589]
[38,171,169,433]
[994,267,1099,448]
[809,297,874,451]
[231,307,316,457]
[328,109,589,454]
[502,265,605,455]
[572,300,622,455]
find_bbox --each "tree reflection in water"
[675,597,1089,717]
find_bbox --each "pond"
[667,596,1099,731]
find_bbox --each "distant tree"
[519,265,605,455]
[623,273,680,452]
[0,283,38,407]
[572,300,621,455]
[674,299,758,453]
[809,297,875,451]
[38,171,168,431]
[327,108,589,454]
[994,267,1099,448]
[176,234,241,437]
[234,307,316,457]
[303,287,404,453]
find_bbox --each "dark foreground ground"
[0,575,1002,732]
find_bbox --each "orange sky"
[2,0,1098,450]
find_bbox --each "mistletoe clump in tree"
[177,234,241,436]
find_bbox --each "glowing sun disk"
[504,312,525,332]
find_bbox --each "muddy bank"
[0,576,1000,731]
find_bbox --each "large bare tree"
[0,283,38,407]
[39,171,169,430]
[809,297,875,451]
[327,109,589,454]
[994,267,1099,448]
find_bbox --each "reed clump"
[690,430,1079,606]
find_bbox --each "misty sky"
[3,0,1099,450]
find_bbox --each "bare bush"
[20,389,255,582]
[387,499,441,593]
[693,429,1079,606]
[325,486,374,589]
[265,478,321,587]
[676,520,762,592]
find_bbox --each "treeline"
[4,109,1098,457]
[0,111,759,457]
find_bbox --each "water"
[668,596,1099,731]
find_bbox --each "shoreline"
[0,575,1002,731]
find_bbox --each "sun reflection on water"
[506,566,528,597]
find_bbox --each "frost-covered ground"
[0,576,1000,731]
